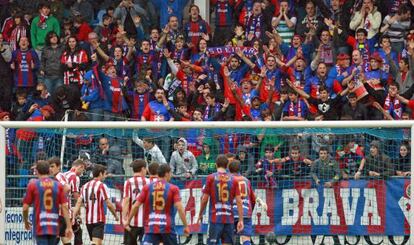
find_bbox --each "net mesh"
[3,126,412,244]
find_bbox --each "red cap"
[40,105,55,114]
[370,52,383,63]
[0,111,10,120]
[337,53,350,60]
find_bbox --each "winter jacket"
[170,138,198,176]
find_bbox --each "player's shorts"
[58,216,67,237]
[35,235,57,245]
[142,233,179,245]
[207,223,234,245]
[234,218,253,236]
[86,222,105,240]
[125,226,144,245]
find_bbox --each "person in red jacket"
[73,15,93,43]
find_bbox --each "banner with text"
[169,178,410,236]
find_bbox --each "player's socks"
[243,241,251,245]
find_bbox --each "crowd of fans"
[0,0,414,188]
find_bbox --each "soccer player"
[48,157,71,245]
[197,154,244,245]
[64,159,86,245]
[148,162,160,183]
[22,160,73,244]
[228,160,267,245]
[125,164,190,244]
[73,164,119,245]
[122,159,149,245]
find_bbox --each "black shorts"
[125,226,144,245]
[86,222,105,240]
[58,216,67,237]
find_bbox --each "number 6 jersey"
[23,177,67,236]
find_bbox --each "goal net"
[0,121,412,245]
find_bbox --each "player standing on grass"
[22,160,73,245]
[228,160,268,245]
[122,159,149,245]
[125,164,190,244]
[73,164,119,245]
[64,159,86,245]
[197,154,245,245]
[48,157,72,245]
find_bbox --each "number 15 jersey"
[137,180,181,234]
[203,172,240,224]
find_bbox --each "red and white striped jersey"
[64,169,80,210]
[64,170,80,194]
[80,179,110,224]
[60,49,88,86]
[148,176,158,184]
[123,176,148,227]
[55,172,68,186]
[55,172,68,216]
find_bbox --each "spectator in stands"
[31,82,50,107]
[271,0,296,44]
[10,36,40,93]
[5,13,29,51]
[40,31,64,94]
[380,4,411,53]
[184,4,211,51]
[236,145,255,176]
[197,138,219,175]
[0,33,12,111]
[49,84,81,120]
[72,0,94,24]
[311,147,340,187]
[93,136,125,176]
[132,131,167,166]
[73,15,93,43]
[336,136,365,179]
[60,35,89,88]
[152,0,189,28]
[362,140,394,177]
[81,70,104,121]
[341,92,369,120]
[296,0,324,39]
[114,0,149,37]
[282,88,309,121]
[282,145,312,177]
[170,138,198,178]
[91,60,129,121]
[30,2,61,58]
[255,145,281,188]
[388,41,414,96]
[349,0,382,46]
[395,142,410,176]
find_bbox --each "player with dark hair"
[122,159,148,245]
[22,160,73,244]
[64,159,86,245]
[197,154,244,245]
[48,157,71,244]
[228,160,267,245]
[148,162,160,183]
[73,164,119,245]
[125,164,190,244]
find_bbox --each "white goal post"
[0,120,413,244]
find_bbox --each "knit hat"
[370,140,381,149]
[0,111,10,120]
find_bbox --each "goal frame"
[1,120,413,243]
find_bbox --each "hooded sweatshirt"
[170,138,198,176]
